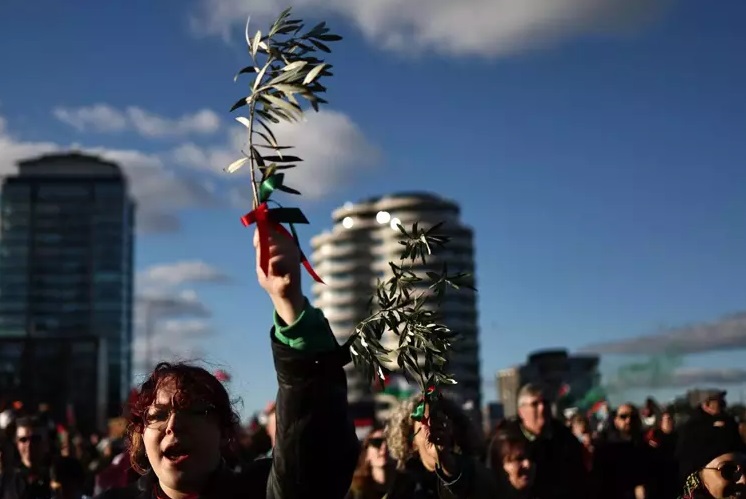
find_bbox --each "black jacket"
[502,418,589,499]
[0,466,51,499]
[97,325,359,499]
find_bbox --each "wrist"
[271,289,305,325]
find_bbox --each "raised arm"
[255,228,359,499]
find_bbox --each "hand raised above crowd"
[254,227,305,324]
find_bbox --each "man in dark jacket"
[503,383,589,499]
[0,416,52,499]
[97,227,359,498]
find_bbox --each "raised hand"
[428,407,454,452]
[254,227,305,324]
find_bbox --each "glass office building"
[0,152,135,428]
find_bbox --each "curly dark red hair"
[126,362,241,474]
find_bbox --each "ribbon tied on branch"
[240,173,323,283]
[225,7,477,411]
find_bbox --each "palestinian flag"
[558,383,571,399]
[376,373,415,400]
[587,399,609,420]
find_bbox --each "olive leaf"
[349,222,477,394]
[225,7,342,207]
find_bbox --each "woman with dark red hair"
[96,228,358,498]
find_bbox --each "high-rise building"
[0,152,135,431]
[310,192,481,423]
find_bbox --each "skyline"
[1,0,745,415]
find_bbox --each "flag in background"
[588,399,609,420]
[376,373,416,400]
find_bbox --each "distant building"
[0,336,107,431]
[497,349,601,418]
[483,401,504,434]
[0,152,135,431]
[310,192,481,423]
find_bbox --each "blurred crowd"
[1,383,745,499]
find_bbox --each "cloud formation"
[53,104,221,138]
[173,109,379,200]
[133,260,233,372]
[190,0,669,57]
[583,311,746,356]
[3,101,376,232]
[0,113,222,234]
[137,260,232,294]
[132,291,214,372]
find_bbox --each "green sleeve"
[272,298,337,352]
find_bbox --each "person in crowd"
[502,383,589,499]
[241,418,272,462]
[645,409,679,499]
[92,442,134,495]
[677,390,742,484]
[487,421,537,499]
[50,456,89,499]
[641,398,661,430]
[258,401,277,459]
[592,403,651,499]
[383,394,498,498]
[0,415,53,499]
[347,425,393,499]
[96,226,359,498]
[569,413,594,471]
[676,408,746,499]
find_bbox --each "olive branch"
[350,222,476,394]
[224,9,475,397]
[224,7,341,206]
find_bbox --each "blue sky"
[1,0,745,416]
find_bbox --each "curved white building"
[311,192,481,423]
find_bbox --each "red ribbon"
[241,202,324,283]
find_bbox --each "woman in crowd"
[383,394,498,498]
[347,425,394,499]
[487,421,536,499]
[96,227,359,498]
[677,414,746,499]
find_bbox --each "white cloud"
[132,290,213,371]
[132,269,228,371]
[159,318,214,337]
[173,109,379,200]
[53,104,128,133]
[53,104,221,138]
[190,0,669,57]
[131,326,208,372]
[136,289,213,318]
[2,102,376,234]
[0,113,222,234]
[137,260,231,294]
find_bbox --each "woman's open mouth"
[163,444,191,465]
